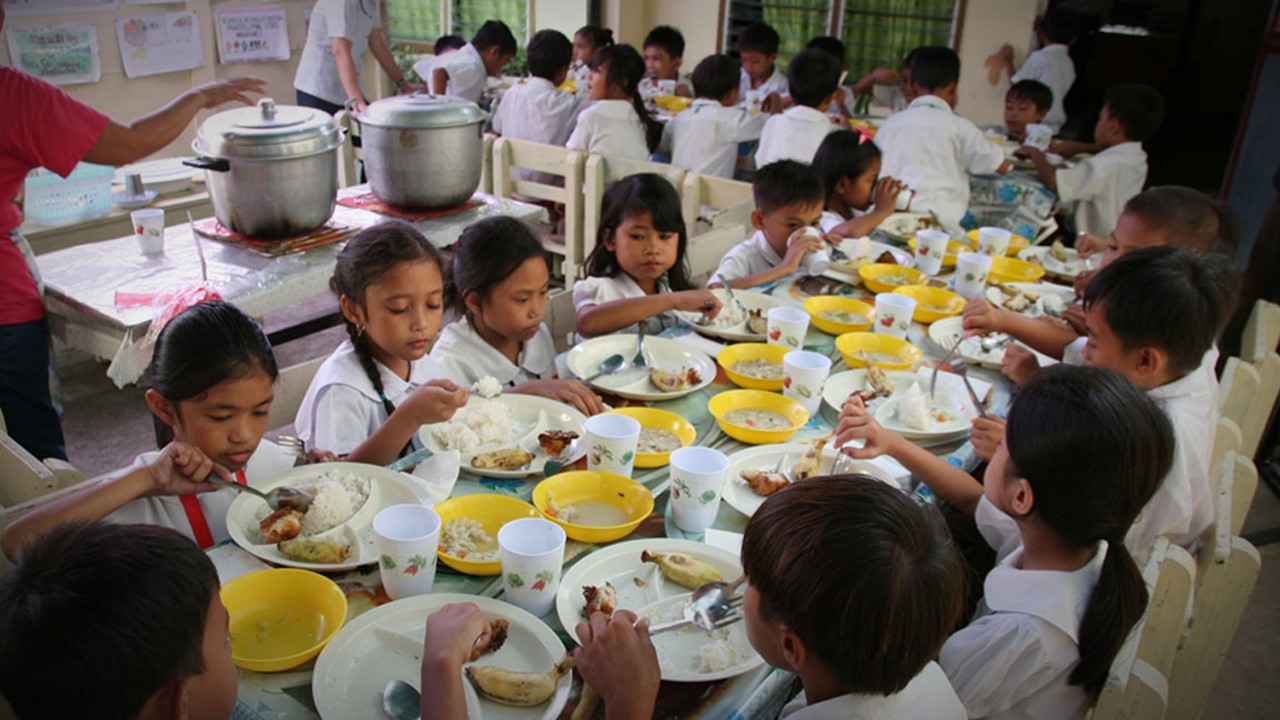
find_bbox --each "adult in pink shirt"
[1,5,265,461]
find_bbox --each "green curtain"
[386,0,443,42]
[842,0,956,80]
[451,0,528,43]
[762,0,832,70]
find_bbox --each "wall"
[954,0,1045,126]
[599,0,719,59]
[532,0,589,39]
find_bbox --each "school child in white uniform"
[658,54,768,179]
[735,23,789,105]
[755,49,842,167]
[638,25,693,99]
[566,44,661,161]
[1001,6,1080,132]
[414,20,516,104]
[713,160,829,289]
[569,25,614,92]
[812,131,907,238]
[491,30,585,149]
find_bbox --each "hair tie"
[852,126,874,145]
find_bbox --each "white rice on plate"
[430,398,521,452]
[440,518,498,562]
[289,470,372,535]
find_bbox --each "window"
[451,0,528,42]
[387,0,443,43]
[385,1,528,45]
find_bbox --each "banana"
[466,654,573,707]
[276,537,353,564]
[471,447,535,470]
[641,550,723,589]
[1050,238,1069,262]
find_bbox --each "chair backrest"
[0,476,104,578]
[491,137,585,280]
[334,109,363,188]
[1240,351,1280,459]
[1240,298,1280,364]
[681,172,755,237]
[1217,356,1259,431]
[479,133,494,195]
[266,357,325,433]
[581,153,687,269]
[1210,416,1242,480]
[687,223,750,283]
[1229,451,1258,536]
[545,288,577,354]
[0,431,83,509]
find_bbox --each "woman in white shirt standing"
[293,0,415,113]
[566,44,662,160]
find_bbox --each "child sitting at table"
[998,6,1080,133]
[566,44,663,161]
[806,36,901,121]
[430,216,604,416]
[573,174,721,338]
[296,221,468,466]
[736,22,789,102]
[414,20,516,105]
[0,300,307,558]
[837,364,1173,718]
[570,25,614,89]
[812,130,907,238]
[1016,84,1164,237]
[490,29,585,154]
[639,25,692,98]
[574,475,969,718]
[1001,79,1052,142]
[755,49,842,167]
[712,159,829,289]
[658,54,769,179]
[875,46,1008,227]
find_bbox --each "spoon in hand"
[205,474,312,513]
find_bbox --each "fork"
[931,335,964,401]
[714,273,749,316]
[277,435,307,464]
[633,321,648,367]
[948,355,990,419]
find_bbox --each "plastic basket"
[24,162,114,227]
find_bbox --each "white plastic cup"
[975,227,1012,257]
[131,208,164,255]
[783,350,832,416]
[583,413,641,477]
[498,517,566,616]
[894,187,915,211]
[657,79,676,96]
[789,226,830,276]
[744,90,764,111]
[1024,123,1053,150]
[955,252,995,300]
[669,447,730,533]
[914,229,950,276]
[766,306,810,350]
[874,293,916,339]
[373,504,441,601]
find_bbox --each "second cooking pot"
[358,93,487,209]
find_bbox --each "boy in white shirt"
[736,22,789,105]
[414,20,516,104]
[1017,84,1164,237]
[659,54,768,178]
[999,6,1080,133]
[755,49,842,167]
[1001,80,1052,142]
[639,25,693,98]
[875,46,1008,227]
[714,160,830,289]
[490,29,585,160]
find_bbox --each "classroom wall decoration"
[115,11,204,78]
[216,5,290,64]
[4,23,102,85]
[3,0,117,16]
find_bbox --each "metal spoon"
[582,353,626,384]
[633,322,648,368]
[649,576,746,635]
[382,679,420,720]
[205,474,312,513]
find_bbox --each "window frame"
[720,0,967,60]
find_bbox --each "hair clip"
[852,126,874,145]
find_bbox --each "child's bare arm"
[826,178,905,239]
[1014,146,1058,192]
[575,290,721,338]
[345,381,469,466]
[962,298,1077,359]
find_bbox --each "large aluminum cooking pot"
[185,98,344,238]
[357,93,487,209]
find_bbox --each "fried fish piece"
[854,363,895,402]
[649,366,701,392]
[277,537,354,564]
[537,430,579,457]
[793,432,833,481]
[485,618,510,654]
[740,468,790,496]
[471,448,535,470]
[1002,292,1032,313]
[259,507,303,544]
[875,250,898,265]
[581,582,618,618]
[747,308,768,335]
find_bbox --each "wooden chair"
[0,429,83,510]
[1240,351,1280,459]
[491,138,585,281]
[1218,356,1259,432]
[545,288,577,354]
[681,172,754,237]
[1228,451,1259,536]
[581,154,687,267]
[266,357,325,433]
[478,133,494,195]
[1240,298,1280,364]
[334,109,364,188]
[1210,416,1242,482]
[688,223,751,283]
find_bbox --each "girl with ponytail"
[836,364,1172,718]
[566,44,663,159]
[296,221,468,465]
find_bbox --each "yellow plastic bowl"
[433,494,540,575]
[221,568,348,672]
[532,471,654,543]
[907,237,971,268]
[804,296,875,335]
[964,229,1030,256]
[707,389,810,444]
[988,256,1047,284]
[858,263,928,293]
[892,285,965,324]
[718,343,790,391]
[835,332,923,371]
[604,407,696,468]
[653,95,692,112]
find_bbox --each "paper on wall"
[4,23,101,85]
[115,11,203,79]
[3,0,116,16]
[216,5,289,64]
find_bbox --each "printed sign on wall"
[216,5,290,64]
[5,23,101,85]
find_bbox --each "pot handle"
[183,157,230,173]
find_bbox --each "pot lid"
[193,98,343,159]
[359,93,487,129]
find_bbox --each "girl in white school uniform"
[430,217,605,417]
[811,131,908,239]
[1,301,306,557]
[573,174,721,339]
[566,44,663,161]
[837,364,1173,720]
[296,221,468,466]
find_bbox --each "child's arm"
[420,603,497,720]
[510,379,606,416]
[836,396,983,514]
[575,289,721,338]
[850,66,899,96]
[344,380,469,466]
[1013,146,1058,193]
[715,234,826,290]
[962,297,1078,360]
[825,177,906,239]
[1048,139,1103,158]
[574,610,660,720]
[431,66,449,95]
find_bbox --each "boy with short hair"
[755,49,841,166]
[1018,83,1164,237]
[1002,79,1052,141]
[414,19,516,104]
[640,25,692,98]
[806,36,900,120]
[490,29,585,149]
[659,54,768,178]
[713,160,830,288]
[434,34,465,55]
[875,46,1008,227]
[736,22,789,101]
[1000,6,1080,132]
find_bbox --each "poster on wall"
[115,12,204,78]
[216,5,289,64]
[4,23,101,85]
[3,0,116,16]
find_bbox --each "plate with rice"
[555,538,762,682]
[674,289,780,342]
[225,462,433,572]
[873,381,978,441]
[419,395,589,478]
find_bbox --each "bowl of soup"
[835,332,923,371]
[804,295,875,335]
[532,471,654,543]
[718,342,790,391]
[433,494,540,575]
[858,263,928,294]
[604,407,696,468]
[891,285,965,324]
[221,568,348,672]
[988,255,1047,284]
[708,389,810,444]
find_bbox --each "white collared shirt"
[875,95,1007,227]
[756,105,839,167]
[713,230,785,284]
[819,208,867,233]
[659,98,767,178]
[413,43,488,104]
[826,85,857,120]
[572,273,679,340]
[293,0,380,106]
[1055,141,1148,237]
[1011,44,1076,131]
[739,65,789,100]
[295,339,446,455]
[430,318,555,387]
[491,77,586,147]
[780,662,967,719]
[940,542,1108,720]
[565,99,649,160]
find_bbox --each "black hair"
[643,25,685,59]
[1103,83,1165,142]
[434,34,465,54]
[909,45,960,92]
[472,19,517,56]
[1004,364,1174,698]
[753,160,826,215]
[0,521,219,720]
[583,174,693,291]
[813,131,882,203]
[691,54,741,101]
[575,25,614,53]
[588,44,664,153]
[1040,6,1082,44]
[448,216,548,321]
[1083,245,1238,375]
[805,35,845,66]
[527,29,573,80]
[331,221,445,421]
[743,475,965,695]
[1123,186,1240,255]
[735,22,780,56]
[1007,79,1053,111]
[787,48,841,108]
[147,298,278,447]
